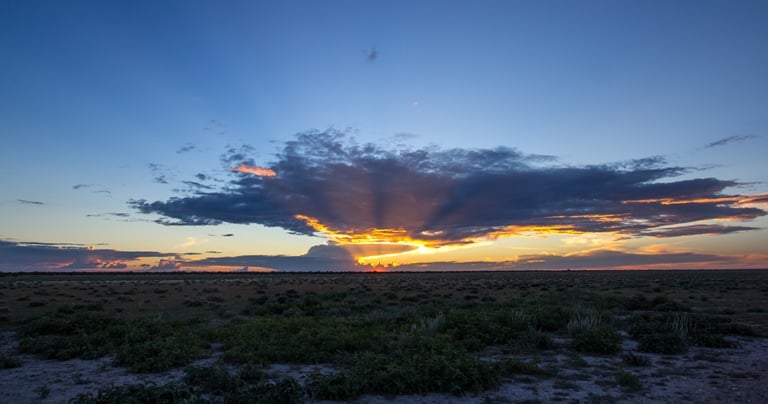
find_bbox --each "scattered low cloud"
[176,143,197,154]
[131,130,767,247]
[366,46,378,62]
[703,135,758,149]
[73,184,92,190]
[148,163,171,184]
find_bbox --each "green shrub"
[306,371,363,401]
[0,354,22,369]
[219,315,388,364]
[18,313,207,372]
[312,335,500,398]
[616,369,641,391]
[113,320,208,373]
[184,365,241,395]
[637,332,688,354]
[570,325,622,355]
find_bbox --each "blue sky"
[1,1,767,271]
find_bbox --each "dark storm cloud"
[131,130,767,245]
[704,135,758,149]
[0,240,172,271]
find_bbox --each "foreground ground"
[1,270,767,403]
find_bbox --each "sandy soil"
[1,330,766,404]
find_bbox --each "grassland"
[1,270,767,403]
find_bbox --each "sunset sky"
[1,0,767,271]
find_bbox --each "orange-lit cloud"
[623,193,768,206]
[133,131,768,267]
[233,164,276,177]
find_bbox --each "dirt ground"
[1,331,766,403]
[2,270,767,403]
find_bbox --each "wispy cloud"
[17,199,44,205]
[182,181,214,190]
[131,131,767,247]
[703,135,758,149]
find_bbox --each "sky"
[1,0,767,272]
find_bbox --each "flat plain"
[1,270,767,403]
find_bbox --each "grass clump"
[629,312,689,354]
[630,312,747,354]
[567,308,621,355]
[621,352,651,367]
[70,382,196,403]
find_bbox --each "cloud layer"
[0,240,172,271]
[131,131,766,246]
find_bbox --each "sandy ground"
[1,331,766,404]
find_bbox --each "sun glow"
[293,213,630,265]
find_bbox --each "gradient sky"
[1,0,767,271]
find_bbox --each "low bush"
[70,382,196,403]
[18,312,208,372]
[0,354,21,369]
[570,325,622,355]
[616,369,642,391]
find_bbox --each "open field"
[1,270,767,403]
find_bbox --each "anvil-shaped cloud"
[130,131,766,247]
